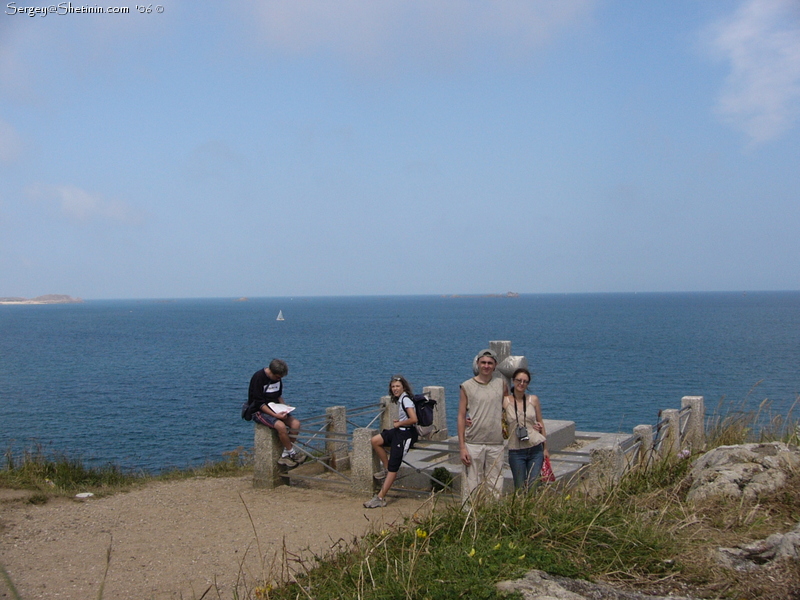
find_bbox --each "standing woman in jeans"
[503,367,548,491]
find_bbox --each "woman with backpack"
[364,375,418,508]
[503,367,548,491]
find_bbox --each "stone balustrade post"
[253,423,284,489]
[633,424,654,468]
[582,444,625,495]
[660,409,681,459]
[422,385,448,441]
[380,395,393,432]
[326,406,348,470]
[681,396,705,453]
[352,427,378,495]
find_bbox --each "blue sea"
[1,293,798,472]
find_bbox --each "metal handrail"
[346,402,384,416]
[679,405,692,437]
[620,433,643,454]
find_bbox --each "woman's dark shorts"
[380,427,417,472]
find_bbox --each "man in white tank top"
[457,349,508,503]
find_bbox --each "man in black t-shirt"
[247,359,304,467]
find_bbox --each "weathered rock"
[717,522,800,571]
[496,570,698,600]
[686,442,800,503]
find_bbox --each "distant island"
[0,294,83,305]
[442,292,520,299]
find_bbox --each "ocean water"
[1,292,798,472]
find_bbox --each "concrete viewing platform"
[373,419,636,495]
[282,418,638,497]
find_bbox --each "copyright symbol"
[156,5,164,12]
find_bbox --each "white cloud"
[708,0,800,144]
[26,183,145,226]
[246,0,595,70]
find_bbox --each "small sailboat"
[276,310,285,321]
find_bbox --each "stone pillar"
[633,424,654,468]
[351,427,378,495]
[490,341,528,393]
[659,409,681,459]
[380,395,393,431]
[582,444,625,495]
[253,423,284,489]
[489,340,512,364]
[423,385,448,441]
[326,406,348,470]
[681,396,705,453]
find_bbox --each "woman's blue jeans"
[508,443,545,491]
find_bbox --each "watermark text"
[5,2,166,16]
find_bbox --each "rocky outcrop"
[0,294,83,304]
[496,570,698,600]
[717,522,800,571]
[686,442,800,503]
[498,443,800,598]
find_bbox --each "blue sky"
[1,0,798,299]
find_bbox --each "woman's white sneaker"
[363,495,387,508]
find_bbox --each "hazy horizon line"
[5,289,799,303]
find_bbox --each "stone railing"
[577,396,705,494]
[253,387,449,491]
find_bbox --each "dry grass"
[0,445,253,503]
[4,400,798,600]
[609,446,800,600]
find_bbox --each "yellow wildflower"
[492,543,501,551]
[416,528,428,539]
[468,547,476,557]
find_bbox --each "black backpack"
[241,400,254,421]
[412,394,436,427]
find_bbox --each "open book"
[268,402,296,414]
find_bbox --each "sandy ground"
[0,477,427,600]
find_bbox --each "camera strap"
[513,394,527,427]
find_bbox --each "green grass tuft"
[259,483,679,600]
[0,445,253,499]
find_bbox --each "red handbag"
[540,455,556,483]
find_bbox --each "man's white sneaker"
[373,469,387,480]
[277,455,297,467]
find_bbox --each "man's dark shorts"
[253,411,280,428]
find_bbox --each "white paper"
[268,402,296,414]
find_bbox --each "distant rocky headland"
[0,294,83,305]
[442,291,520,298]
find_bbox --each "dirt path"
[0,477,427,599]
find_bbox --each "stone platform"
[375,420,635,495]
